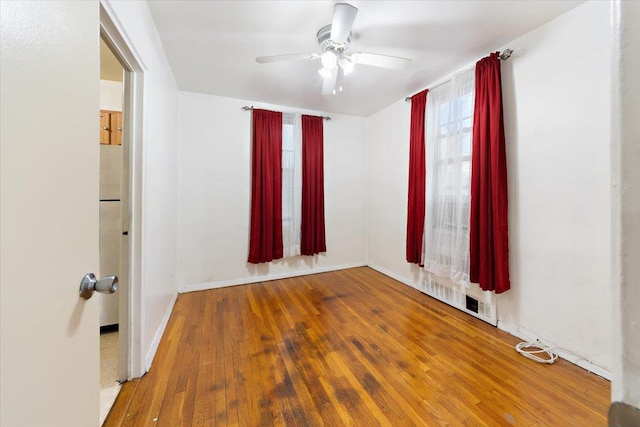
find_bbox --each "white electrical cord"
[515,341,559,364]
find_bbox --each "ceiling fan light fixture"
[339,57,354,75]
[321,51,338,69]
[318,67,332,78]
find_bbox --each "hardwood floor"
[104,267,610,426]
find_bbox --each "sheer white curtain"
[282,113,302,257]
[422,67,475,286]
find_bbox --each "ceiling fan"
[255,3,412,96]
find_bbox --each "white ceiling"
[147,0,583,117]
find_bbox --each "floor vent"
[421,276,496,325]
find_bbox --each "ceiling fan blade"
[321,68,338,96]
[256,53,318,63]
[350,52,412,70]
[330,3,358,44]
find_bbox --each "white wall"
[366,0,612,373]
[497,0,611,373]
[366,99,419,283]
[102,0,179,371]
[100,79,123,111]
[177,92,367,291]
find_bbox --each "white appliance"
[99,144,123,327]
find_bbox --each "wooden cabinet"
[100,110,122,145]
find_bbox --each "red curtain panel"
[470,53,510,293]
[406,89,428,264]
[301,115,326,255]
[248,109,284,263]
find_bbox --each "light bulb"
[321,51,338,69]
[318,67,332,78]
[339,57,354,76]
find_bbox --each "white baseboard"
[179,262,367,293]
[367,263,422,291]
[497,321,612,380]
[144,293,178,371]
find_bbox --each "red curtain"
[301,115,326,255]
[470,53,510,293]
[248,109,284,264]
[406,89,428,264]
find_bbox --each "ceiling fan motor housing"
[317,25,351,52]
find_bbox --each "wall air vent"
[466,295,479,313]
[421,275,497,326]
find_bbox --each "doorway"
[98,3,146,423]
[99,36,125,423]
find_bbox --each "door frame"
[100,2,145,380]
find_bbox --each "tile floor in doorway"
[100,331,121,425]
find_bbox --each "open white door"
[1,2,101,426]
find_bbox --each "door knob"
[79,273,118,300]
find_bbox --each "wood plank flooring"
[104,267,610,426]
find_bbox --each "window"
[423,67,475,285]
[282,121,295,223]
[281,113,302,257]
[435,91,473,198]
[248,110,323,262]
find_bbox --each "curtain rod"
[404,49,513,103]
[241,106,331,121]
